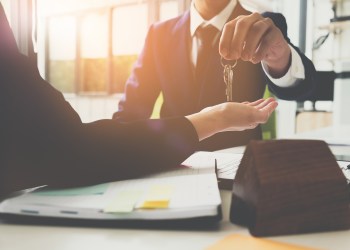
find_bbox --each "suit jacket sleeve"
[113,24,162,121]
[262,12,316,101]
[0,39,198,198]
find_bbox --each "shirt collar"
[190,0,237,37]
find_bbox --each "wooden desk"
[0,146,349,250]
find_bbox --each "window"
[112,3,148,93]
[160,1,179,21]
[37,0,185,95]
[48,16,76,92]
[80,11,109,93]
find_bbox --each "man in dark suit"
[0,3,277,199]
[114,0,316,150]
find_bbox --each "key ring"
[220,57,237,68]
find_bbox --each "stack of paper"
[0,160,221,221]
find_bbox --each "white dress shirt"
[190,0,305,88]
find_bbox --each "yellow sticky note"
[206,234,319,250]
[104,190,142,213]
[140,185,174,209]
[141,200,170,209]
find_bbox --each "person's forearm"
[186,113,216,141]
[186,106,223,141]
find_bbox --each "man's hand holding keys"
[219,12,291,78]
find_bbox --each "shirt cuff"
[262,44,305,88]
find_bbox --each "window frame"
[42,0,188,95]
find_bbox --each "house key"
[221,58,237,102]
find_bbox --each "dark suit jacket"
[0,4,198,199]
[114,3,316,151]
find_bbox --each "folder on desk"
[0,155,222,225]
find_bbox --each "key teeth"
[222,59,236,102]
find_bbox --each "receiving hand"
[218,98,278,132]
[186,98,278,141]
[219,13,291,78]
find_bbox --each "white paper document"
[181,151,243,180]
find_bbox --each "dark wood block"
[230,140,350,236]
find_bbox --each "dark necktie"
[195,25,218,87]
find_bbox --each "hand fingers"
[220,13,262,60]
[244,98,276,108]
[246,98,265,106]
[257,100,278,123]
[219,18,239,59]
[229,13,262,59]
[261,99,278,114]
[220,12,289,66]
[242,18,272,62]
[255,97,276,109]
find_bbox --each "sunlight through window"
[37,0,182,94]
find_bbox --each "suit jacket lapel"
[169,11,198,113]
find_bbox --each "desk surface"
[1,145,350,250]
